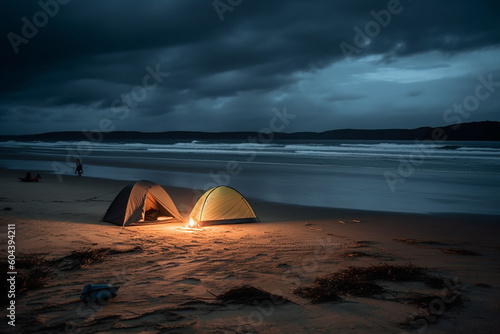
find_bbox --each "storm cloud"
[1,0,499,134]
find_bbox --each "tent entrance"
[141,192,175,222]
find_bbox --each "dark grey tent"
[102,180,184,226]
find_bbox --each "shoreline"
[1,168,499,332]
[2,137,500,216]
[0,165,500,225]
[2,168,499,223]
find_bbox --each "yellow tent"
[190,186,258,225]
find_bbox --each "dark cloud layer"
[1,0,499,134]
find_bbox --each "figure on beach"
[19,172,32,182]
[19,172,42,182]
[75,158,84,176]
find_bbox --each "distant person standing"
[75,158,83,176]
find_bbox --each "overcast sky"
[1,0,499,135]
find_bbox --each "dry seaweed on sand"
[216,285,288,305]
[342,251,393,260]
[0,254,52,305]
[294,286,342,303]
[294,265,387,303]
[393,238,420,245]
[294,263,447,303]
[49,248,111,270]
[332,263,426,282]
[49,246,143,271]
[349,240,375,248]
[16,254,52,292]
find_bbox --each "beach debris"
[343,251,372,258]
[294,263,450,303]
[216,285,288,305]
[339,219,361,224]
[346,251,365,257]
[344,240,376,249]
[349,240,375,248]
[80,284,119,305]
[393,238,419,245]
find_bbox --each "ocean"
[1,139,499,215]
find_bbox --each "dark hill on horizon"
[1,121,499,142]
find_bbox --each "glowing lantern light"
[188,217,197,228]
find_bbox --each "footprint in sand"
[135,280,151,286]
[162,262,180,268]
[146,264,163,272]
[175,278,201,285]
[245,253,266,261]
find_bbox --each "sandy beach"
[1,169,499,333]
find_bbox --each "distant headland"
[1,121,499,142]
